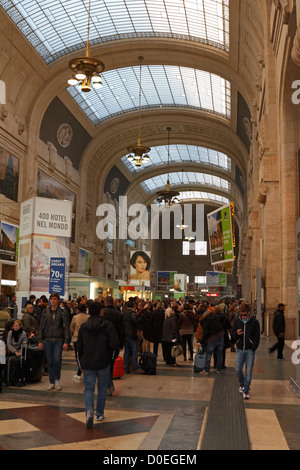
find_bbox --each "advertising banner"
[174,273,187,292]
[157,271,177,291]
[0,221,19,263]
[129,250,151,287]
[207,271,227,287]
[49,257,66,296]
[207,204,234,265]
[17,197,72,308]
[78,248,89,275]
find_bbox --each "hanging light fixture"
[156,127,180,207]
[127,56,151,167]
[68,0,105,92]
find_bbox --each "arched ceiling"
[0,0,266,215]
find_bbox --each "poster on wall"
[129,250,151,287]
[0,221,19,262]
[78,248,89,275]
[37,169,76,242]
[207,204,234,265]
[0,147,19,202]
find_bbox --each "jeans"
[235,349,255,392]
[83,365,110,417]
[204,336,224,372]
[181,334,194,359]
[124,337,139,372]
[73,341,82,376]
[43,340,63,384]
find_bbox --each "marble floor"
[0,337,299,452]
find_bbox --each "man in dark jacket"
[77,301,119,428]
[199,303,224,374]
[122,300,143,374]
[102,296,125,395]
[231,303,260,400]
[37,292,70,391]
[269,303,286,359]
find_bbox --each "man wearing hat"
[269,303,286,359]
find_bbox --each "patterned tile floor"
[0,337,299,451]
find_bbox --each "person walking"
[102,296,125,395]
[37,292,70,391]
[77,301,119,428]
[269,303,286,359]
[231,303,260,400]
[70,303,89,381]
[198,303,224,375]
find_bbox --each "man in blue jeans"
[231,303,260,400]
[77,302,119,428]
[38,292,70,391]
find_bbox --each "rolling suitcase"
[113,355,124,379]
[194,347,206,373]
[5,351,26,386]
[25,344,44,383]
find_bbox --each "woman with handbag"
[161,307,181,367]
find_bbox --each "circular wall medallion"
[57,123,73,148]
[110,177,120,194]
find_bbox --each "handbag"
[171,343,183,358]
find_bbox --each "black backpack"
[139,351,157,375]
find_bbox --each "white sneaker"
[47,383,55,391]
[243,390,250,400]
[239,386,244,393]
[55,380,62,391]
[73,375,81,381]
[95,415,104,421]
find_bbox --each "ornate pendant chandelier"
[156,127,180,207]
[68,0,105,92]
[127,56,151,167]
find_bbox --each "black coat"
[102,305,125,349]
[140,309,154,342]
[161,314,180,343]
[231,316,260,351]
[77,315,119,370]
[151,308,165,343]
[200,310,223,344]
[123,308,139,339]
[273,309,285,336]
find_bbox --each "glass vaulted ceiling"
[1,0,230,64]
[68,66,231,124]
[122,145,231,174]
[141,172,230,194]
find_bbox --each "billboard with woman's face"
[129,250,151,287]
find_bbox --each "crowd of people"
[0,293,287,428]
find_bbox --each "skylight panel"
[122,145,231,173]
[141,171,230,194]
[1,0,229,63]
[67,65,231,124]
